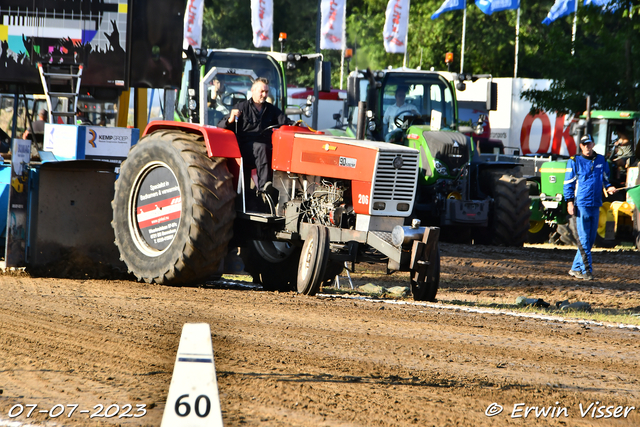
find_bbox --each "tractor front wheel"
[297,225,330,296]
[410,244,440,302]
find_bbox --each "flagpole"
[340,0,346,89]
[571,0,578,55]
[460,4,467,73]
[514,5,520,77]
[403,0,410,68]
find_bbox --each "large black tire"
[241,240,300,291]
[411,244,440,302]
[555,220,611,248]
[112,130,236,284]
[477,169,530,246]
[553,222,577,246]
[297,225,329,296]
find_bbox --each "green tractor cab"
[340,69,530,246]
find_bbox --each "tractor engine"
[300,179,352,228]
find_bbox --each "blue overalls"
[563,154,612,274]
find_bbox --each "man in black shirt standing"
[218,78,293,206]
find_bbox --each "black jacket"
[218,99,292,145]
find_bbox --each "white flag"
[183,0,204,50]
[251,0,273,48]
[320,0,347,50]
[383,0,410,54]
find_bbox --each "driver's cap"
[580,134,594,145]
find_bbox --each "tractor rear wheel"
[477,169,530,246]
[556,223,578,246]
[112,130,236,285]
[241,240,300,291]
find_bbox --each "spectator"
[76,110,92,125]
[609,130,635,182]
[564,134,617,280]
[209,75,229,115]
[22,109,47,145]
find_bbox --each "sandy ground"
[0,243,639,426]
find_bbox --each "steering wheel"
[260,123,286,135]
[221,92,247,107]
[394,109,419,128]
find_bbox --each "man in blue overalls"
[563,134,618,280]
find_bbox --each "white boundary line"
[317,293,640,331]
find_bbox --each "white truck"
[454,77,578,158]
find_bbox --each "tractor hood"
[272,127,419,216]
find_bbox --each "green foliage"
[201,0,640,113]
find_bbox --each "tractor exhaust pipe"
[356,101,367,140]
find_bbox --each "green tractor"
[330,69,530,246]
[529,110,640,249]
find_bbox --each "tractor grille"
[372,152,419,202]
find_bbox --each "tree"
[522,1,640,114]
[199,0,640,114]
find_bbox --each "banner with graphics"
[183,0,205,49]
[42,124,138,163]
[0,0,130,88]
[453,76,577,156]
[383,0,410,54]
[84,127,138,163]
[251,0,273,48]
[320,0,347,50]
[5,139,31,267]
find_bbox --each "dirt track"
[1,243,639,426]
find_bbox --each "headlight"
[434,160,447,175]
[368,121,376,131]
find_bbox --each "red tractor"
[111,49,441,300]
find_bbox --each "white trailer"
[455,77,579,158]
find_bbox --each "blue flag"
[431,0,466,20]
[584,0,619,12]
[475,0,520,15]
[542,0,576,25]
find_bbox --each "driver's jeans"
[240,140,272,192]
